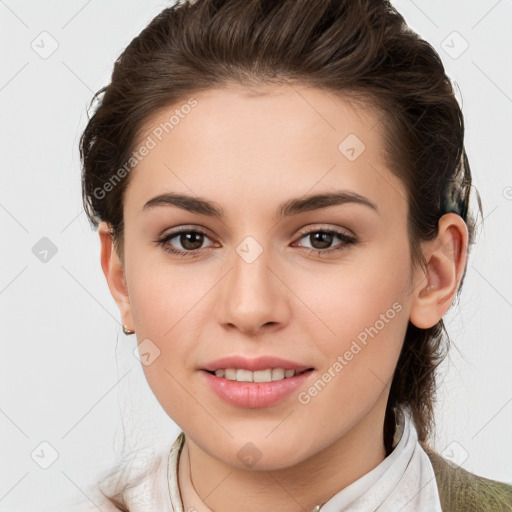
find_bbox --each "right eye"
[156,228,218,258]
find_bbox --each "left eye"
[293,228,357,255]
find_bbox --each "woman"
[77,0,512,510]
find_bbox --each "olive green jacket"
[422,445,512,511]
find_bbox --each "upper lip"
[201,355,314,373]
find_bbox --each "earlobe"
[98,221,134,331]
[409,213,469,329]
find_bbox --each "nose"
[216,244,290,337]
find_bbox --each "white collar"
[309,405,442,511]
[164,405,442,512]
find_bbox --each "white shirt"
[76,405,443,512]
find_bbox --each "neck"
[178,401,389,512]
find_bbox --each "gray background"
[1,0,511,510]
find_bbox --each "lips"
[201,354,314,373]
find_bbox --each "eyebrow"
[142,190,379,218]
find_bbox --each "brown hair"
[79,0,482,508]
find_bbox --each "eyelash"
[155,226,357,259]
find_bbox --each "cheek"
[301,243,411,391]
[126,254,208,337]
[306,240,411,343]
[124,257,218,400]
[127,267,201,421]
[298,282,409,429]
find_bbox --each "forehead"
[125,84,407,222]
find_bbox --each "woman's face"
[110,84,420,469]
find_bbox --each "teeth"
[271,368,285,381]
[213,368,303,383]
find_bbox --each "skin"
[99,84,468,512]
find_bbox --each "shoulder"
[422,444,512,512]
[66,444,173,512]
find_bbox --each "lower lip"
[200,369,314,408]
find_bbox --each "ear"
[98,221,134,331]
[409,213,469,329]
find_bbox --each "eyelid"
[159,224,216,239]
[295,223,355,239]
